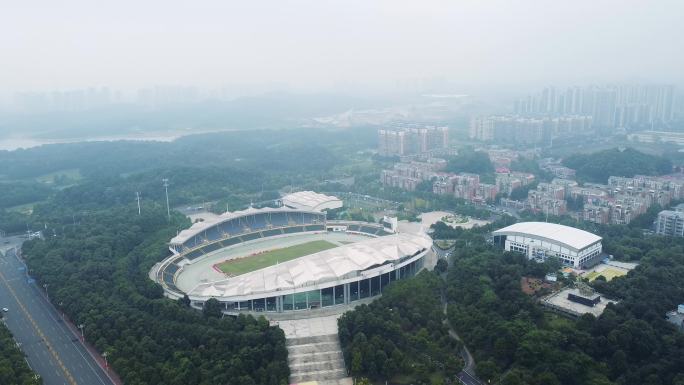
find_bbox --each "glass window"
[266,297,276,312]
[321,287,334,307]
[282,294,294,311]
[389,270,396,282]
[380,273,390,291]
[371,275,381,296]
[349,282,359,302]
[252,298,265,312]
[239,300,251,311]
[307,290,321,309]
[360,278,370,299]
[334,284,345,305]
[294,292,308,310]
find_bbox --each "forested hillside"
[19,188,289,385]
[444,220,684,385]
[338,271,463,384]
[562,148,672,183]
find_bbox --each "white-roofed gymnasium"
[492,222,603,268]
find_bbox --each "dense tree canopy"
[446,149,495,175]
[563,148,672,183]
[338,271,463,384]
[444,217,684,385]
[21,196,289,385]
[0,182,52,209]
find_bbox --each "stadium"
[150,192,434,315]
[492,221,603,268]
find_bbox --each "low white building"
[281,191,343,212]
[492,222,602,268]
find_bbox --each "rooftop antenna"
[162,178,170,221]
[136,192,142,216]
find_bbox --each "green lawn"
[217,240,338,276]
[7,201,45,214]
[585,268,626,282]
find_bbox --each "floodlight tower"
[136,192,141,216]
[162,179,170,221]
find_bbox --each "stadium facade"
[151,192,433,314]
[492,222,602,268]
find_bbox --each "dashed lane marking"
[0,269,79,385]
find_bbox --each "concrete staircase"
[287,334,349,384]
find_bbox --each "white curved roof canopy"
[189,232,431,299]
[492,222,601,251]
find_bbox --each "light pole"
[43,283,49,302]
[163,179,170,221]
[102,351,109,369]
[59,302,64,319]
[78,324,85,341]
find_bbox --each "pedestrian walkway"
[279,315,351,385]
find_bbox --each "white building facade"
[492,222,602,268]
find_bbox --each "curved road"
[0,246,116,385]
[441,292,483,385]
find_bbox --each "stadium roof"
[281,191,342,212]
[188,232,431,299]
[492,222,601,251]
[170,206,321,245]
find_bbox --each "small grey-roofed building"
[666,304,684,331]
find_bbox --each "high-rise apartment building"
[469,115,591,144]
[513,84,676,130]
[378,124,448,156]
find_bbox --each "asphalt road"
[441,298,484,385]
[0,246,115,385]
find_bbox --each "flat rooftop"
[544,287,616,318]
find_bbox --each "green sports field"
[585,267,627,282]
[216,240,338,276]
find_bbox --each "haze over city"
[1,2,684,385]
[2,0,683,99]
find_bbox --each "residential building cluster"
[502,172,684,225]
[432,173,498,204]
[485,148,537,170]
[377,123,449,156]
[380,158,447,192]
[542,163,577,179]
[495,171,536,195]
[469,115,593,144]
[381,147,539,205]
[513,84,676,129]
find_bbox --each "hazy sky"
[2,0,683,94]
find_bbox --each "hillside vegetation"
[563,148,672,183]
